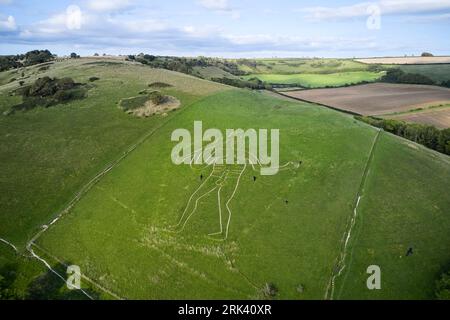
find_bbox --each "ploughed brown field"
[355,56,450,64]
[385,108,450,129]
[283,83,450,116]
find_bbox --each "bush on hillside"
[436,270,450,300]
[6,77,87,114]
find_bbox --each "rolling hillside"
[0,59,449,299]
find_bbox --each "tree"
[421,52,434,57]
[93,53,99,57]
[70,52,79,59]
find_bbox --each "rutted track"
[325,129,382,300]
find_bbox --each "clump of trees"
[421,52,434,57]
[0,50,54,72]
[356,116,450,155]
[6,76,87,115]
[441,80,450,88]
[435,269,450,300]
[211,77,270,90]
[381,68,435,85]
[129,54,249,78]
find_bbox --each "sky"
[0,0,449,58]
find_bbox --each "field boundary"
[325,129,382,300]
[276,91,363,116]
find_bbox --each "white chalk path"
[0,238,18,253]
[325,129,381,300]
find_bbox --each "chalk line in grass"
[325,129,381,300]
[0,238,18,253]
[27,243,94,300]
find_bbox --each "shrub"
[435,270,450,300]
[89,77,100,82]
[7,77,87,114]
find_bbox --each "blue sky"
[0,0,449,57]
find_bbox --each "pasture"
[283,83,450,116]
[237,58,369,75]
[0,58,225,247]
[335,133,450,299]
[243,71,384,88]
[36,89,380,299]
[1,59,450,300]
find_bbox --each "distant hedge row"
[356,116,450,155]
[381,68,450,88]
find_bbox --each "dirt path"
[325,129,382,300]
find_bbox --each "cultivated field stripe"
[325,129,382,300]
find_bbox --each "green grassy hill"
[243,71,384,88]
[0,59,449,299]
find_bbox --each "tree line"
[356,116,450,155]
[0,50,54,72]
[381,68,450,88]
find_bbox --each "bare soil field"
[355,56,450,65]
[386,108,450,129]
[283,83,450,116]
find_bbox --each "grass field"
[237,58,369,75]
[1,59,450,300]
[243,71,384,88]
[335,133,450,299]
[35,89,380,299]
[0,59,225,248]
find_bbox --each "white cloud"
[86,0,132,12]
[302,0,450,20]
[66,5,82,30]
[197,0,230,11]
[197,0,240,19]
[0,0,13,5]
[0,15,16,31]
